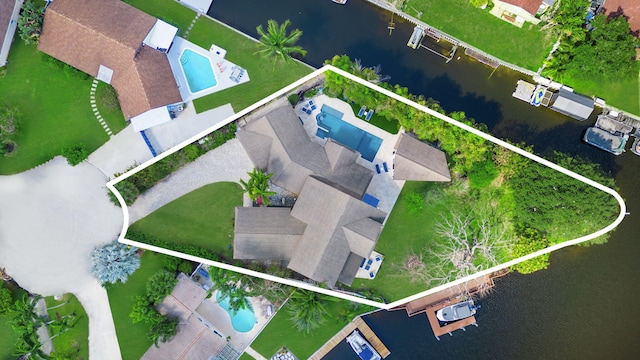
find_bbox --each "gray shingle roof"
[393,133,451,181]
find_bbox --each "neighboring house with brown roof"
[38,0,181,119]
[234,98,451,287]
[602,0,640,35]
[491,0,556,26]
[0,0,23,67]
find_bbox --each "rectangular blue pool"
[316,105,382,162]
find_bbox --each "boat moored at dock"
[346,330,382,360]
[436,299,477,322]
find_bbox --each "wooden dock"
[424,297,477,340]
[309,316,390,359]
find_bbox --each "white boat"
[346,331,381,360]
[332,0,348,4]
[436,300,477,322]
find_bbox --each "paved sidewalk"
[0,157,124,360]
[87,124,154,178]
[127,138,253,223]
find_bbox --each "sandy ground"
[127,138,253,224]
[0,157,123,360]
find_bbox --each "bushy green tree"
[146,271,177,305]
[108,179,140,207]
[148,315,178,347]
[17,0,43,45]
[61,143,88,166]
[566,14,638,81]
[255,19,306,67]
[90,241,140,285]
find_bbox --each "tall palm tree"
[255,19,307,68]
[286,290,333,334]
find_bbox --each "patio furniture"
[306,108,312,115]
[375,164,381,174]
[383,162,389,172]
[369,271,375,278]
[358,105,367,117]
[365,109,374,121]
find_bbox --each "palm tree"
[148,315,178,347]
[255,19,307,68]
[286,290,333,334]
[239,168,276,206]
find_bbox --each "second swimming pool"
[315,105,382,162]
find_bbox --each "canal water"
[209,1,640,358]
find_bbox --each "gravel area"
[127,139,254,223]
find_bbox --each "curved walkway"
[127,138,253,223]
[0,157,124,359]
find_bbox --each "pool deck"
[167,36,249,102]
[298,94,403,215]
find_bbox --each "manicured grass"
[404,0,553,70]
[346,102,399,134]
[189,17,313,113]
[348,181,449,301]
[107,251,167,360]
[561,72,640,116]
[250,300,356,359]
[94,82,126,134]
[0,42,125,174]
[127,0,196,36]
[129,182,242,260]
[44,294,89,359]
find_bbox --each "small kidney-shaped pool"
[215,291,257,333]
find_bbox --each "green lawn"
[250,300,357,359]
[44,294,89,359]
[189,17,313,113]
[348,181,450,301]
[404,0,553,70]
[126,0,196,36]
[129,182,242,260]
[0,42,126,175]
[561,72,640,116]
[107,251,167,360]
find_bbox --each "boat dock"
[465,48,499,69]
[407,26,424,49]
[309,316,390,359]
[512,80,552,107]
[391,275,497,340]
[407,26,457,62]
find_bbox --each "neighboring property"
[0,0,23,67]
[549,87,595,121]
[38,0,182,120]
[491,0,556,27]
[233,98,451,288]
[601,0,640,35]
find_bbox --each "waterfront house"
[491,0,556,27]
[38,0,182,120]
[234,98,450,287]
[0,0,23,67]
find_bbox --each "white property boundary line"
[108,65,626,310]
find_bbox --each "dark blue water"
[208,1,640,358]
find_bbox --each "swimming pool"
[179,48,217,94]
[316,105,382,162]
[215,291,256,333]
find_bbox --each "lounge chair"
[369,271,375,278]
[375,164,381,174]
[310,104,317,111]
[358,105,366,117]
[383,162,389,172]
[365,264,371,271]
[365,109,374,121]
[306,108,312,115]
[360,258,366,268]
[302,107,308,113]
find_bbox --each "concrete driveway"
[0,156,124,359]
